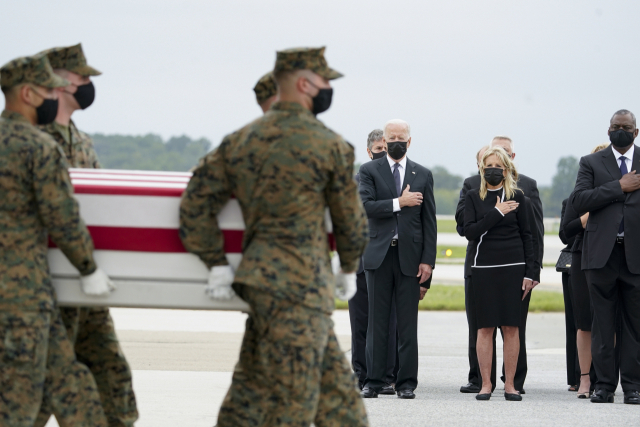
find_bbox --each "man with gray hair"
[349,130,398,394]
[359,119,437,399]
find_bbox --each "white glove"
[206,265,236,300]
[332,254,357,301]
[80,268,116,296]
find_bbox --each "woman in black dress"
[464,147,536,401]
[559,198,580,393]
[561,143,609,398]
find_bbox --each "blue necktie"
[619,156,628,234]
[393,163,402,196]
[393,163,401,236]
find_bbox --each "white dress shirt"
[388,155,407,213]
[388,155,407,240]
[612,144,634,175]
[612,144,634,237]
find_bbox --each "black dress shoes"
[624,390,640,404]
[504,392,522,401]
[361,387,378,398]
[460,383,481,393]
[590,389,614,403]
[397,389,416,399]
[379,384,395,395]
[518,389,526,395]
[475,393,491,401]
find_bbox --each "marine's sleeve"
[179,139,232,269]
[33,137,97,275]
[325,138,368,273]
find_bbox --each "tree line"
[91,133,577,217]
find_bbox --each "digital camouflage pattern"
[180,101,368,314]
[42,43,102,77]
[0,309,108,426]
[34,308,138,427]
[0,110,96,312]
[34,119,138,427]
[274,46,343,80]
[0,108,107,425]
[253,71,277,105]
[0,53,69,89]
[39,121,101,168]
[217,284,368,426]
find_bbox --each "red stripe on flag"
[49,227,336,253]
[74,185,186,197]
[49,227,243,253]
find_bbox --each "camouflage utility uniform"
[33,44,138,427]
[181,47,369,426]
[41,120,101,168]
[0,53,107,427]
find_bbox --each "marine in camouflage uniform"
[0,53,108,426]
[180,47,369,426]
[253,71,277,113]
[33,44,138,427]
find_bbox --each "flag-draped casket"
[48,169,335,310]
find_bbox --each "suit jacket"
[355,172,364,275]
[571,144,640,273]
[358,156,437,284]
[455,173,545,273]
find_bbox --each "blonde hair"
[479,146,520,200]
[591,143,609,154]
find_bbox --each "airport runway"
[44,308,638,427]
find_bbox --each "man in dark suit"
[455,136,544,394]
[571,109,640,405]
[358,119,437,399]
[349,129,398,393]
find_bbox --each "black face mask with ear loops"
[386,141,407,160]
[311,88,333,115]
[371,151,387,160]
[73,82,96,110]
[483,167,505,186]
[36,98,59,125]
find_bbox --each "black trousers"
[562,271,581,386]
[365,245,419,392]
[466,276,530,390]
[585,242,640,393]
[348,271,398,389]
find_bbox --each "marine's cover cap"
[43,43,101,76]
[274,47,343,80]
[253,71,277,104]
[1,53,69,89]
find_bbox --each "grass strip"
[335,284,564,312]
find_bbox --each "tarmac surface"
[44,307,639,427]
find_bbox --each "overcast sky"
[2,0,639,185]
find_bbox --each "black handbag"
[555,249,572,273]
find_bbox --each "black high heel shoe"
[476,393,491,401]
[577,373,591,399]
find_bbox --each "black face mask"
[387,141,407,160]
[484,167,505,186]
[609,129,636,148]
[371,151,387,160]
[306,79,333,115]
[311,88,333,115]
[36,98,59,125]
[73,82,95,110]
